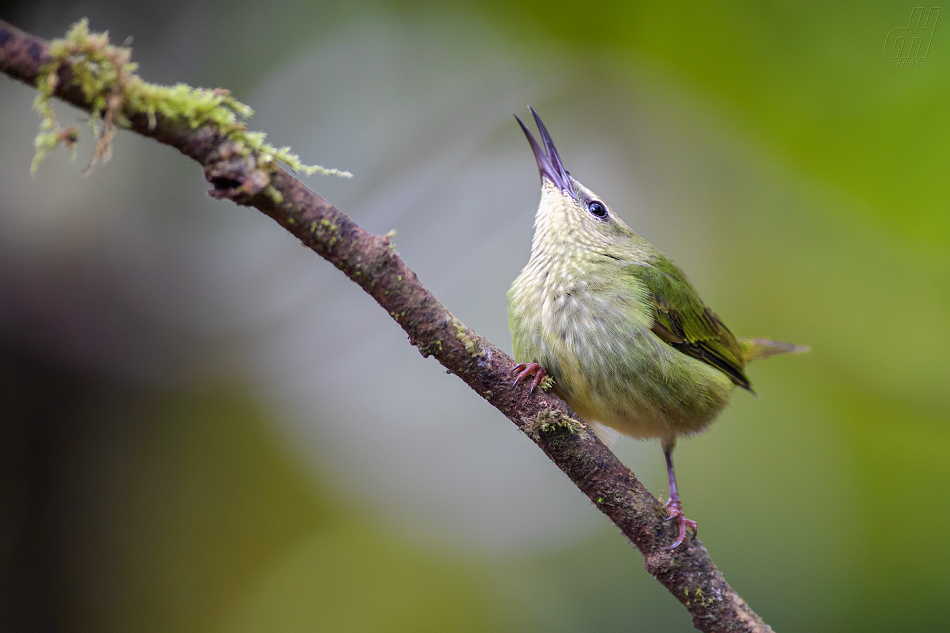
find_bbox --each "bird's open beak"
[514,106,576,199]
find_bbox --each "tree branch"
[0,19,772,632]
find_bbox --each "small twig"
[0,19,773,632]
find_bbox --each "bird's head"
[515,107,635,253]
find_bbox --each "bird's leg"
[511,362,547,395]
[662,441,697,549]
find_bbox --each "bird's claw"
[664,498,697,549]
[512,362,547,396]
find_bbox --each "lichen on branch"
[31,18,351,180]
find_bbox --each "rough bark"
[0,19,773,632]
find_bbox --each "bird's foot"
[664,498,697,549]
[512,362,547,396]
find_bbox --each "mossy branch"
[0,18,772,633]
[26,19,350,182]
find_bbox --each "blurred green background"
[1,1,948,631]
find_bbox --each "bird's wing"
[627,255,752,391]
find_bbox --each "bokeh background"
[1,2,948,631]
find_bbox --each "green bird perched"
[508,107,808,548]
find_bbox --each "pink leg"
[512,362,547,395]
[663,442,697,549]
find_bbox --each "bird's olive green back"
[627,254,752,391]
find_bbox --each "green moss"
[32,19,351,181]
[384,229,398,250]
[529,410,583,437]
[694,588,716,607]
[309,218,340,248]
[452,318,477,356]
[264,186,283,204]
[421,340,442,357]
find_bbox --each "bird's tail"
[740,338,810,363]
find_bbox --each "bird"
[507,107,808,548]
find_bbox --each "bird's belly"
[532,294,734,443]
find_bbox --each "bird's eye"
[588,200,608,219]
